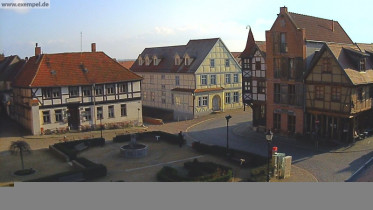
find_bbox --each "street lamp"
[137,108,140,126]
[265,129,273,182]
[225,115,232,157]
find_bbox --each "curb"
[346,157,373,182]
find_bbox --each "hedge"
[157,161,233,182]
[50,138,105,161]
[27,160,107,182]
[192,141,267,168]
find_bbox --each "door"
[67,103,80,130]
[212,95,221,111]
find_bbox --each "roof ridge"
[29,54,43,87]
[289,12,338,22]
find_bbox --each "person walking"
[178,131,184,148]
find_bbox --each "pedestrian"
[178,131,183,148]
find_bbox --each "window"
[138,57,143,65]
[288,85,296,105]
[201,75,207,85]
[153,57,158,65]
[210,59,215,67]
[97,107,103,119]
[161,74,165,79]
[322,58,331,73]
[161,98,166,104]
[233,74,239,83]
[161,84,166,89]
[175,56,181,65]
[118,83,127,93]
[171,94,174,105]
[175,96,181,105]
[225,92,231,104]
[225,74,231,84]
[288,115,296,133]
[161,91,166,97]
[69,86,79,97]
[198,96,208,106]
[258,81,266,94]
[233,92,239,103]
[108,105,114,118]
[121,104,127,116]
[280,33,287,53]
[52,88,61,98]
[42,88,52,99]
[95,85,103,96]
[243,58,250,69]
[84,108,92,121]
[185,57,190,66]
[106,85,115,95]
[274,84,281,103]
[274,58,281,78]
[273,113,281,130]
[244,81,251,92]
[145,56,150,65]
[360,59,366,72]
[55,109,63,122]
[315,86,324,100]
[43,111,51,124]
[225,59,230,67]
[331,87,341,102]
[289,58,295,79]
[255,61,261,70]
[151,92,155,102]
[175,76,180,86]
[82,86,92,96]
[357,87,364,101]
[210,75,216,85]
[150,75,154,84]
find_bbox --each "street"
[186,109,373,182]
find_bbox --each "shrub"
[157,166,185,182]
[113,134,131,143]
[51,138,105,161]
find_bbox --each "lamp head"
[265,130,273,142]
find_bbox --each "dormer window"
[175,54,181,65]
[145,56,150,66]
[138,56,143,65]
[184,54,191,66]
[153,55,161,66]
[360,58,366,72]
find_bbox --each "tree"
[9,140,31,171]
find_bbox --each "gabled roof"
[287,12,353,44]
[239,29,266,59]
[306,43,373,85]
[118,60,135,69]
[0,55,25,82]
[131,38,220,74]
[13,52,142,88]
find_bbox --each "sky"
[1,0,372,60]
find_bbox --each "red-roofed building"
[265,6,353,136]
[11,43,143,135]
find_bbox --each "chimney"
[331,20,335,32]
[35,43,41,56]
[91,43,96,52]
[280,6,288,14]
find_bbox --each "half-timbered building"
[11,43,143,135]
[240,28,267,130]
[131,38,242,120]
[305,43,373,142]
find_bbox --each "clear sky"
[1,0,372,60]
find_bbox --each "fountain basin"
[120,143,148,158]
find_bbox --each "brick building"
[265,6,353,135]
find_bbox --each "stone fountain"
[120,134,148,158]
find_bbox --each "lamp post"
[98,110,103,139]
[137,108,140,126]
[225,115,232,157]
[265,129,273,182]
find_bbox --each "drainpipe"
[93,84,96,126]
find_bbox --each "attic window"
[80,64,88,73]
[50,69,56,75]
[360,58,366,72]
[145,56,150,66]
[322,58,331,73]
[184,54,190,66]
[153,56,160,66]
[138,56,143,65]
[175,56,180,65]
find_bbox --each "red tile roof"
[118,60,135,69]
[288,12,353,44]
[13,52,142,88]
